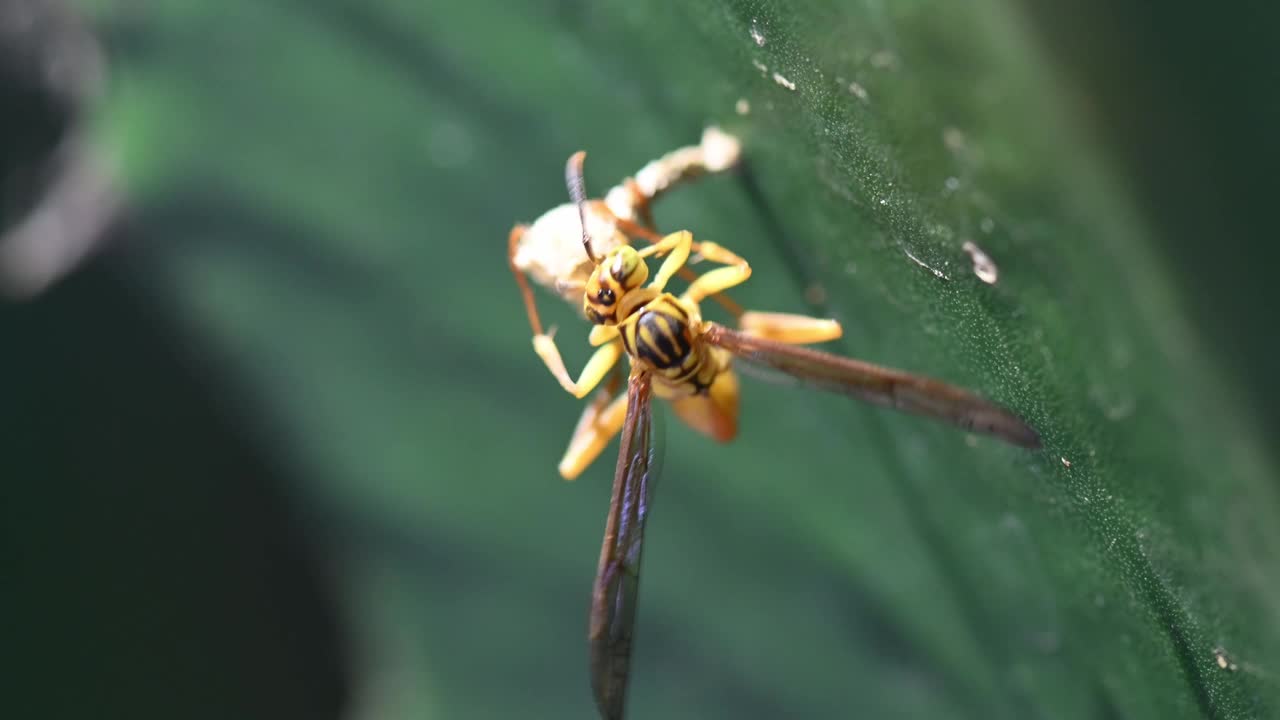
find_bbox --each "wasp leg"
[533,332,624,399]
[681,241,752,304]
[636,231,695,292]
[514,223,624,398]
[738,311,843,345]
[603,208,746,319]
[508,224,546,336]
[559,378,629,480]
[608,212,721,270]
[587,323,620,346]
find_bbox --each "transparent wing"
[704,322,1041,449]
[589,368,657,720]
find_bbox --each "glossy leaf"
[28,1,1278,718]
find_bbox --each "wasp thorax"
[583,246,647,324]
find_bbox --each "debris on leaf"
[1214,647,1239,672]
[904,249,948,280]
[962,240,999,284]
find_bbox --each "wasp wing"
[589,369,657,720]
[704,322,1041,449]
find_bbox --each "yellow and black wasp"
[509,142,1040,720]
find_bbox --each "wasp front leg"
[619,227,734,298]
[681,241,753,303]
[738,311,843,345]
[636,230,695,292]
[533,329,624,399]
[558,370,629,480]
[602,207,746,319]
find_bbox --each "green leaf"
[59,0,1280,718]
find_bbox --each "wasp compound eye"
[610,247,647,290]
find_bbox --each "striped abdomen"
[621,296,718,395]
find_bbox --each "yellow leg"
[587,323,618,346]
[533,333,623,399]
[739,311,843,344]
[682,241,752,303]
[606,207,746,319]
[515,222,625,397]
[559,387,630,480]
[635,230,693,292]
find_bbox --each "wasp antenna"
[566,150,598,263]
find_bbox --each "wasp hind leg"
[738,311,843,345]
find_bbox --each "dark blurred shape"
[0,3,349,719]
[1022,0,1280,432]
[2,256,351,720]
[0,0,116,299]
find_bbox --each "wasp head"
[583,246,647,324]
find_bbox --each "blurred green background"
[4,1,1279,719]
